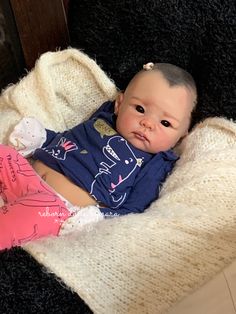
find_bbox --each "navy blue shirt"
[34,101,178,217]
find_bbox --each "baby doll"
[0,62,197,249]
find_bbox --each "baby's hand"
[8,117,46,157]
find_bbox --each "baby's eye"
[161,120,171,127]
[135,105,145,113]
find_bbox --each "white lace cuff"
[8,117,47,157]
[59,205,104,236]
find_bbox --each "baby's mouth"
[133,132,148,142]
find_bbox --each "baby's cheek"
[117,116,132,131]
[160,134,177,150]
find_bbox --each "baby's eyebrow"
[163,111,180,123]
[130,96,143,102]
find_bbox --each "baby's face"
[114,71,195,154]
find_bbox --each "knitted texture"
[0,48,117,144]
[24,116,236,314]
[0,48,235,313]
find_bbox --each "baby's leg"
[0,191,70,250]
[0,144,71,250]
[0,144,38,203]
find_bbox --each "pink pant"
[0,144,71,250]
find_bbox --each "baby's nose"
[140,118,155,130]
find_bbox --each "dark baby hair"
[148,63,197,107]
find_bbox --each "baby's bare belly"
[33,160,98,207]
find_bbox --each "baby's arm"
[100,180,158,218]
[100,184,160,218]
[100,156,177,218]
[8,117,57,157]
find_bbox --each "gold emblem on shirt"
[94,119,117,138]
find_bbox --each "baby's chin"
[124,133,175,154]
[133,142,174,154]
[128,138,156,154]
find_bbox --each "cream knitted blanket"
[0,48,236,313]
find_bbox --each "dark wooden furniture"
[0,0,70,91]
[0,0,24,90]
[10,0,70,70]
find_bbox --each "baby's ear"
[114,93,124,115]
[176,130,189,147]
[182,129,189,137]
[180,130,189,143]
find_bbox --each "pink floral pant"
[0,144,70,250]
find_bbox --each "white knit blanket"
[0,49,236,314]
